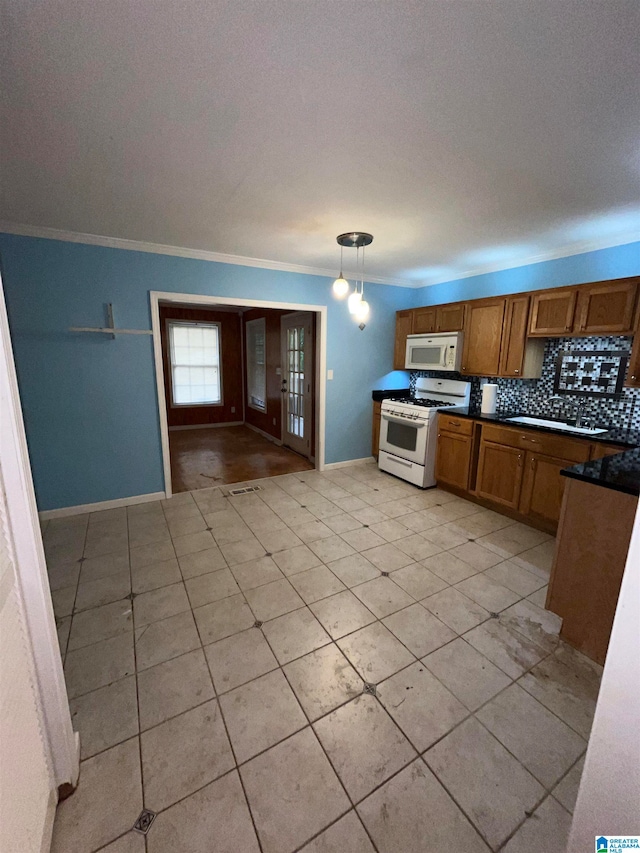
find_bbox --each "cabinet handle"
[531,457,536,469]
[514,369,519,374]
[449,420,461,426]
[521,435,539,443]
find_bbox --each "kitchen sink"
[505,416,609,435]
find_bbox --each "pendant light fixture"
[332,232,373,329]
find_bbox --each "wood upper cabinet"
[372,401,381,459]
[436,302,466,332]
[461,298,506,376]
[393,310,413,370]
[413,306,437,334]
[499,295,532,377]
[528,289,578,336]
[476,440,524,509]
[574,279,637,335]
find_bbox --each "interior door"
[281,312,313,458]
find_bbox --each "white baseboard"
[323,457,375,470]
[38,491,167,520]
[169,421,243,431]
[245,422,283,446]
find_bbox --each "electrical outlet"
[231,407,235,413]
[273,418,276,425]
[327,369,334,380]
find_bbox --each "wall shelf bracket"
[69,303,152,338]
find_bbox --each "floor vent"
[228,485,263,496]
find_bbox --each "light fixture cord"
[339,244,344,277]
[361,244,365,298]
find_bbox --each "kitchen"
[374,275,640,666]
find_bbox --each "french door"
[280,312,313,458]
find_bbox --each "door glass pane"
[286,324,305,439]
[386,421,418,452]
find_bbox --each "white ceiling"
[1,0,639,286]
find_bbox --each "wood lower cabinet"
[574,279,637,335]
[393,310,413,370]
[518,452,572,527]
[413,306,437,334]
[476,440,524,509]
[461,298,506,376]
[372,401,381,458]
[528,289,578,336]
[435,429,473,490]
[548,477,637,664]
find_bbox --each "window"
[246,318,266,411]
[168,321,222,406]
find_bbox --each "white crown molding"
[0,221,412,287]
[418,233,640,288]
[0,221,637,289]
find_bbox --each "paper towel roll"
[481,383,498,415]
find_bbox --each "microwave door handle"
[442,347,448,368]
[382,415,426,427]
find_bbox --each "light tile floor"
[44,462,602,853]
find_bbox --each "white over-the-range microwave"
[405,332,463,372]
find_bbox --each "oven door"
[379,412,429,464]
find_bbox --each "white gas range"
[378,377,471,488]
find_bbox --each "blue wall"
[413,242,640,306]
[2,234,638,511]
[0,234,414,510]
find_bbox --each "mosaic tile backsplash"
[410,335,640,431]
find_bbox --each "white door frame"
[0,274,80,793]
[150,291,327,499]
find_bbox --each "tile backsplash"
[410,335,640,431]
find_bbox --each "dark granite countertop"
[371,388,411,402]
[561,448,640,497]
[443,405,640,449]
[443,405,640,494]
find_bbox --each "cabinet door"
[413,307,437,334]
[372,402,381,459]
[529,290,578,336]
[574,280,637,335]
[435,431,472,491]
[436,302,466,332]
[393,310,414,370]
[499,295,530,376]
[460,299,506,376]
[476,440,524,509]
[519,452,571,527]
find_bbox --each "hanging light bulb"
[332,244,349,298]
[354,299,369,323]
[347,289,362,314]
[332,232,373,321]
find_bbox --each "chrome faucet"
[542,396,585,427]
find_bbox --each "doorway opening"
[150,292,326,496]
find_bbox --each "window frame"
[166,319,224,408]
[245,317,267,413]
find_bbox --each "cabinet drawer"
[481,423,591,462]
[438,414,474,436]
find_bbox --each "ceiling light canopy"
[331,232,373,330]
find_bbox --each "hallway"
[169,425,314,492]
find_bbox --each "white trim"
[0,221,408,287]
[168,421,243,432]
[151,291,327,494]
[38,491,166,520]
[245,422,283,446]
[323,457,376,470]
[0,272,79,790]
[1,220,638,289]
